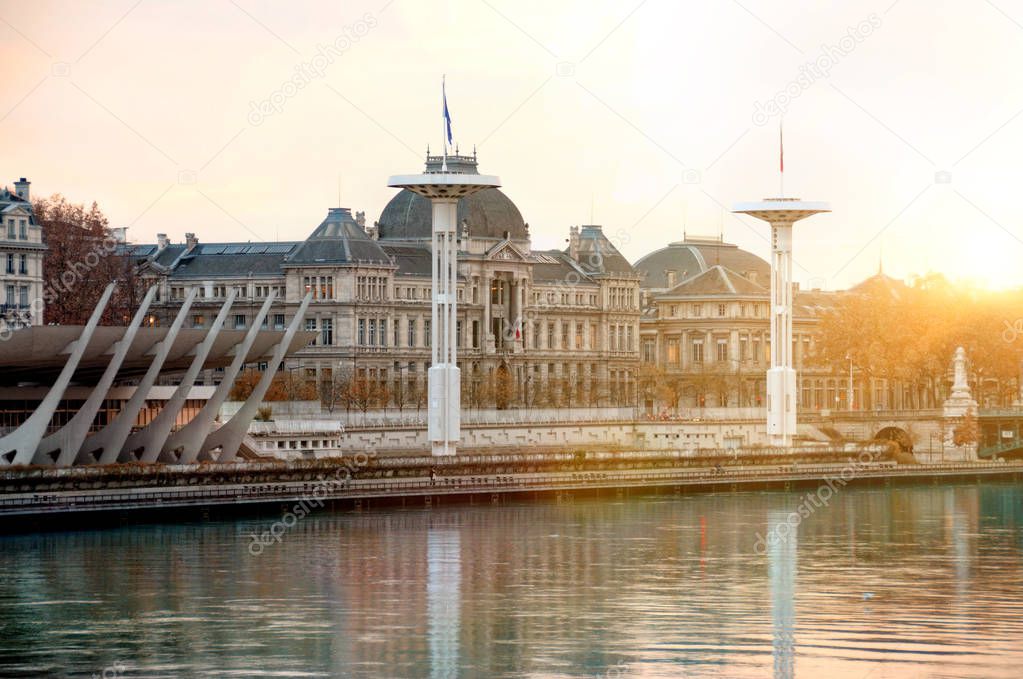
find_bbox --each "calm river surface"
[2,482,1023,678]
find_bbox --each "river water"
[1,482,1022,678]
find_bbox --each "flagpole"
[442,75,448,172]
[779,117,784,198]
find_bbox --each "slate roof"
[656,265,768,298]
[172,243,300,278]
[634,238,770,289]
[570,226,635,276]
[382,245,432,276]
[531,250,596,285]
[0,187,36,224]
[286,207,390,266]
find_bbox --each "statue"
[950,346,972,401]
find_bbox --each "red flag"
[779,120,784,174]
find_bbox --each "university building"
[132,153,643,407]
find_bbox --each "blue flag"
[443,78,453,146]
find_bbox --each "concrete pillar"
[0,284,115,466]
[86,288,198,465]
[125,289,237,462]
[205,292,312,462]
[35,285,158,466]
[165,291,277,464]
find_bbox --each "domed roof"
[378,187,527,241]
[634,237,769,289]
[287,207,390,266]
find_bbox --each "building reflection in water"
[427,522,461,679]
[768,509,797,679]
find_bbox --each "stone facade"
[0,178,45,333]
[132,154,642,407]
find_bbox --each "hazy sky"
[3,0,1023,290]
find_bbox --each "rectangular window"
[358,318,366,345]
[692,304,702,317]
[6,220,14,239]
[692,340,704,363]
[5,284,14,305]
[321,318,333,346]
[575,323,583,350]
[473,320,480,349]
[234,314,246,329]
[192,315,204,328]
[274,313,285,330]
[6,253,13,274]
[368,319,376,346]
[378,319,386,346]
[717,304,726,317]
[547,323,555,349]
[626,325,634,351]
[561,322,569,350]
[667,338,680,365]
[18,220,27,239]
[408,319,416,347]
[19,286,28,307]
[642,339,655,363]
[424,319,431,348]
[393,320,400,347]
[716,340,728,362]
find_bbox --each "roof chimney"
[568,225,580,261]
[185,232,198,251]
[13,177,29,201]
[157,233,170,249]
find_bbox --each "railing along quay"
[1,461,1021,518]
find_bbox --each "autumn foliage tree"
[33,194,142,325]
[229,369,317,402]
[813,273,1023,408]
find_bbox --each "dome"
[287,207,390,265]
[634,237,770,289]
[377,187,528,241]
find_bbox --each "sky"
[3,0,1023,290]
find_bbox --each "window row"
[4,253,28,275]
[4,218,29,241]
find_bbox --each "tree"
[229,369,263,401]
[34,194,143,325]
[953,407,979,447]
[265,371,317,401]
[319,369,350,413]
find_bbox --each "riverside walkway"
[2,460,1022,521]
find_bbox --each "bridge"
[793,407,1023,460]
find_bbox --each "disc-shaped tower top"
[732,197,830,223]
[387,173,501,199]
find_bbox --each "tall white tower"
[388,166,500,456]
[732,198,829,446]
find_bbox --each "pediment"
[485,240,528,262]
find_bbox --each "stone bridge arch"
[874,426,914,453]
